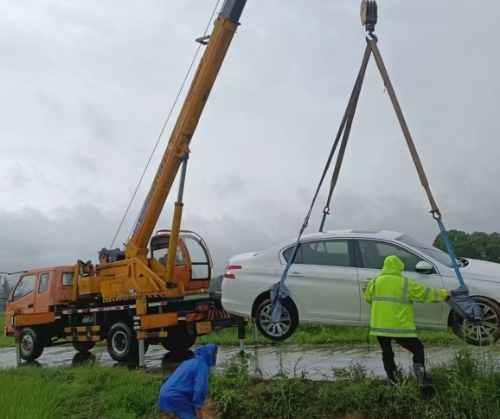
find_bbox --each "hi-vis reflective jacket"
[364,255,448,338]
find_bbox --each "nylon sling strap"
[319,43,372,232]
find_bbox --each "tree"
[433,230,500,263]
[0,276,13,312]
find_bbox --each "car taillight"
[224,265,242,279]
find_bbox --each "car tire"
[255,297,298,342]
[450,296,500,346]
[72,341,96,353]
[20,327,45,362]
[107,322,149,362]
[160,326,197,353]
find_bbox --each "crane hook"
[360,0,378,42]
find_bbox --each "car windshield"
[396,233,458,268]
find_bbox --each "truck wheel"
[19,327,44,362]
[160,326,197,353]
[72,341,96,353]
[107,322,149,362]
[255,298,298,342]
[450,296,500,346]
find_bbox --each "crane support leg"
[15,341,21,366]
[238,317,246,354]
[252,318,260,348]
[138,338,146,368]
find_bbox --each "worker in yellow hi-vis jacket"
[363,255,451,393]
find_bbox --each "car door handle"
[288,272,304,278]
[28,303,34,308]
[362,278,373,283]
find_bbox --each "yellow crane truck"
[4,0,248,366]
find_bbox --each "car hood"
[460,258,500,282]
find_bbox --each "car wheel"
[72,341,96,353]
[450,296,500,346]
[160,326,197,353]
[255,298,298,341]
[20,327,44,362]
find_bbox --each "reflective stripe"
[422,288,430,302]
[372,297,411,304]
[370,327,417,334]
[433,288,439,302]
[372,276,410,304]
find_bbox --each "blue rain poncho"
[158,343,217,414]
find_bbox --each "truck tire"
[72,341,96,353]
[20,327,44,362]
[107,322,149,362]
[160,326,197,353]
[255,297,298,342]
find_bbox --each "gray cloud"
[1,0,500,280]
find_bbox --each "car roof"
[294,229,403,242]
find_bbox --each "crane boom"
[126,0,247,259]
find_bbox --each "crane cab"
[150,229,212,293]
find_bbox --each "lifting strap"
[271,0,483,326]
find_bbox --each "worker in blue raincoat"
[158,343,218,419]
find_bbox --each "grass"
[0,312,463,349]
[198,323,462,347]
[1,348,500,418]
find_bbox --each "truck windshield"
[396,234,455,268]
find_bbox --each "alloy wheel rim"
[259,304,292,337]
[463,303,498,344]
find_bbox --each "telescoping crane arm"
[125,0,247,268]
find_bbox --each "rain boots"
[413,363,436,398]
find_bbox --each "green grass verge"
[198,323,462,346]
[0,312,462,349]
[0,348,499,418]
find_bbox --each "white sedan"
[221,229,500,346]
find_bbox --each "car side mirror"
[415,260,435,274]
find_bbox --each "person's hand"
[446,290,452,298]
[195,408,203,419]
[362,286,367,294]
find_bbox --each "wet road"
[2,343,500,379]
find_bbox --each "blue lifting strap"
[270,43,372,323]
[434,214,483,323]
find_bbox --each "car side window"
[302,240,351,267]
[13,274,36,301]
[358,240,424,272]
[282,244,303,264]
[38,273,50,294]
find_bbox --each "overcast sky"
[1,0,499,276]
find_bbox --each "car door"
[283,238,361,322]
[35,272,51,314]
[355,239,444,327]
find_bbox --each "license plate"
[195,321,212,335]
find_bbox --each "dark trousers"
[377,336,425,378]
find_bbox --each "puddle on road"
[1,343,500,380]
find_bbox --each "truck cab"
[5,266,74,335]
[150,230,212,293]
